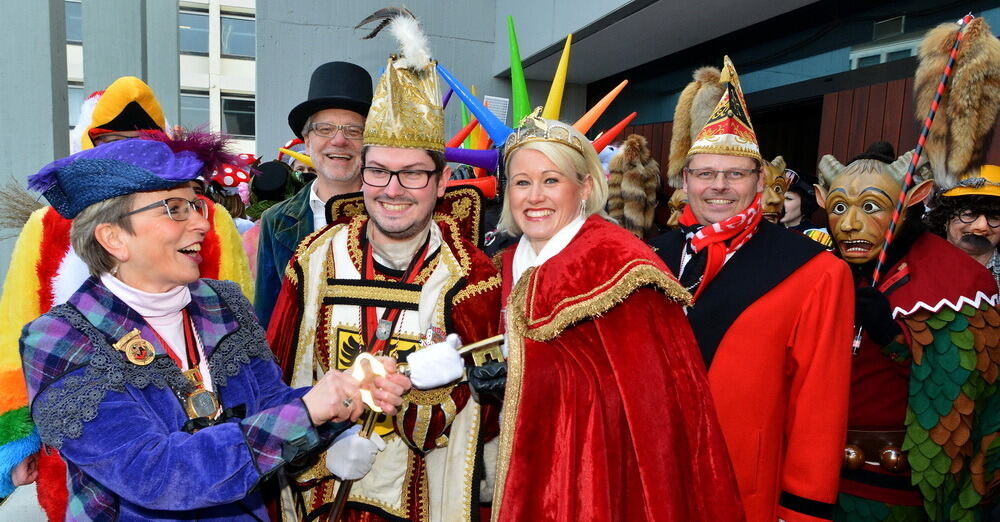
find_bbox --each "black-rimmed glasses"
[362,167,438,189]
[121,197,209,222]
[305,122,365,140]
[956,209,1000,228]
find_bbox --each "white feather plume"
[389,15,432,70]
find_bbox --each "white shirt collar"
[308,182,327,230]
[512,213,587,285]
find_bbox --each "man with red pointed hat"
[266,10,501,521]
[0,76,253,520]
[649,56,854,522]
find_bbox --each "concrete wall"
[257,0,509,160]
[0,0,68,279]
[82,0,180,125]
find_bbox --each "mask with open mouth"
[816,143,933,265]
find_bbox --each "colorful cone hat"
[687,56,761,163]
[542,34,573,120]
[357,8,444,152]
[507,16,532,125]
[437,64,513,144]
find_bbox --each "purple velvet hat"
[28,139,204,219]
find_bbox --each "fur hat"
[667,66,724,188]
[607,134,660,238]
[914,17,1000,189]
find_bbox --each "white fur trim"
[52,247,91,305]
[70,93,102,154]
[892,291,999,319]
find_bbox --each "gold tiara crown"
[504,108,587,162]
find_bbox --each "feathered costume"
[817,146,1000,521]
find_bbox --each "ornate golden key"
[348,353,388,413]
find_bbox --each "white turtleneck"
[511,213,587,285]
[367,222,440,271]
[100,274,214,391]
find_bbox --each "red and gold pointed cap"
[687,56,761,163]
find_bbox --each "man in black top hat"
[256,62,373,327]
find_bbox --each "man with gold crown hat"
[649,56,854,522]
[265,8,501,521]
[822,16,1000,521]
[0,75,253,520]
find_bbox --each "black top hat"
[288,62,373,139]
[252,160,293,202]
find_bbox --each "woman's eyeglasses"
[121,197,209,222]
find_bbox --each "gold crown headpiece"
[504,108,587,163]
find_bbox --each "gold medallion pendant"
[182,368,221,419]
[113,329,156,366]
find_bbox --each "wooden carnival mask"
[815,151,932,264]
[761,156,789,223]
[666,189,688,229]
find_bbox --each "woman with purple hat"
[18,138,410,521]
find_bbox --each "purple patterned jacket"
[20,277,343,521]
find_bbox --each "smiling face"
[362,146,449,245]
[946,209,1000,260]
[303,108,365,187]
[683,153,763,225]
[821,171,901,264]
[761,166,789,223]
[106,185,210,292]
[507,148,592,252]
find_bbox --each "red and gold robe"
[494,215,745,521]
[267,214,501,521]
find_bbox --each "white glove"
[325,424,386,481]
[407,333,464,389]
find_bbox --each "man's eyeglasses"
[956,209,1000,228]
[121,197,209,222]
[361,167,438,189]
[305,122,365,140]
[684,167,759,182]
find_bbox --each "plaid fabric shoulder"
[27,304,192,449]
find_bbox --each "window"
[849,37,920,70]
[179,11,209,54]
[66,1,82,43]
[180,93,210,129]
[221,16,255,58]
[856,55,881,68]
[222,96,255,138]
[886,49,912,62]
[68,85,84,128]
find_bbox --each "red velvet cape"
[493,216,745,521]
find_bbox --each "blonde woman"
[480,113,744,521]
